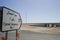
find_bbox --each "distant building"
[39,23,60,27]
[29,23,60,27]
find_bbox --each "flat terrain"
[20,30,60,40]
[20,23,60,40]
[21,23,60,34]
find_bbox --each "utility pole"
[26,12,27,24]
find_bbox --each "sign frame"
[0,6,22,31]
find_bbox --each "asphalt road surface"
[20,30,60,40]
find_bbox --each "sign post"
[0,6,22,40]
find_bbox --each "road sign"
[0,7,22,31]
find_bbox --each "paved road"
[20,30,60,40]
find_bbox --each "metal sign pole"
[5,31,8,40]
[16,30,17,40]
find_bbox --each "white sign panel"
[2,8,22,31]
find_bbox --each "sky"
[0,0,60,23]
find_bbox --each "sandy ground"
[21,23,60,34]
[20,23,60,40]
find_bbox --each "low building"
[29,23,60,27]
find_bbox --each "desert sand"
[21,23,60,34]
